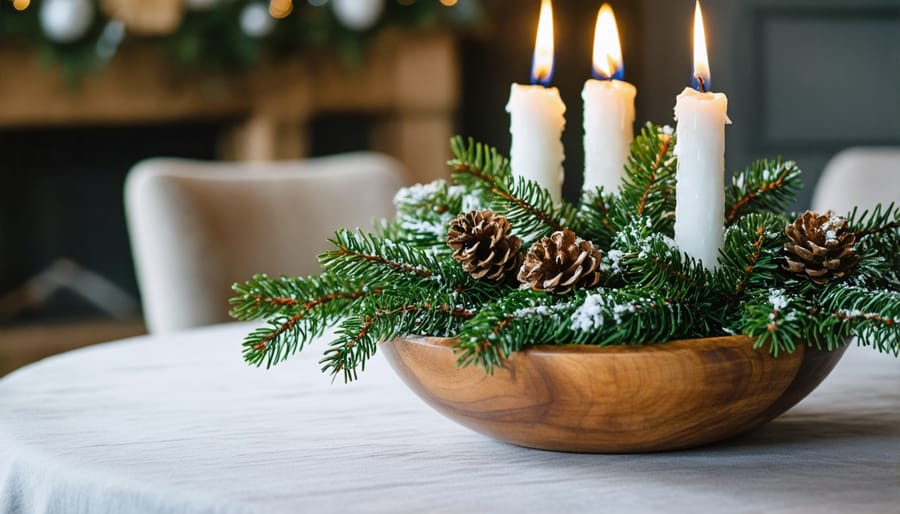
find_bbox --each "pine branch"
[814,286,900,355]
[320,230,445,284]
[613,219,711,299]
[634,130,673,216]
[391,179,469,249]
[320,292,479,382]
[612,123,677,235]
[724,159,801,225]
[229,273,384,368]
[453,290,578,373]
[739,289,806,357]
[577,187,617,249]
[848,202,900,240]
[454,286,711,374]
[448,136,579,245]
[845,203,900,289]
[493,176,581,244]
[569,288,708,344]
[237,289,377,368]
[715,213,788,311]
[447,136,512,189]
[229,273,359,320]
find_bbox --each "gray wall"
[462,0,900,209]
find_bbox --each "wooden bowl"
[381,335,847,453]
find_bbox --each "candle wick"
[697,75,706,93]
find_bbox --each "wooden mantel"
[0,31,460,184]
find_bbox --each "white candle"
[674,1,730,270]
[582,3,636,194]
[506,0,565,203]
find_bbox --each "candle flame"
[531,0,555,86]
[692,1,710,91]
[592,3,624,80]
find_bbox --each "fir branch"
[724,159,801,225]
[493,176,581,244]
[320,230,446,286]
[391,180,470,249]
[448,136,579,244]
[453,290,577,372]
[577,187,617,248]
[853,221,900,240]
[715,213,788,311]
[448,136,512,189]
[635,131,673,216]
[740,289,806,357]
[814,286,900,355]
[848,202,900,240]
[569,288,707,344]
[230,274,381,368]
[455,286,711,374]
[321,293,478,382]
[613,219,711,298]
[845,203,900,289]
[612,123,677,235]
[229,273,360,321]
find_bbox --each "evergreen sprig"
[724,159,802,225]
[739,289,806,357]
[716,213,789,313]
[231,274,376,368]
[321,289,479,381]
[577,187,617,248]
[449,136,578,245]
[390,179,468,250]
[813,286,900,355]
[614,123,677,234]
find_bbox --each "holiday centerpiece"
[229,1,899,452]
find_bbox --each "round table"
[1,323,898,514]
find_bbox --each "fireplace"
[0,120,228,324]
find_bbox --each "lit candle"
[582,3,636,195]
[506,0,566,202]
[673,1,730,269]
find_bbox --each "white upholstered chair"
[125,153,407,334]
[811,147,900,214]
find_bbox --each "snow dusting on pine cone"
[783,210,860,284]
[447,210,522,282]
[518,229,603,295]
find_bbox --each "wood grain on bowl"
[381,335,846,453]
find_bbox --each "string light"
[439,0,457,6]
[12,0,30,11]
[269,0,293,19]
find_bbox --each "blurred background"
[0,0,898,374]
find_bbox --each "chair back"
[811,147,900,215]
[125,153,407,333]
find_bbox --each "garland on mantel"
[0,0,487,79]
[230,124,900,382]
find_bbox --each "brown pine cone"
[447,210,522,282]
[783,210,860,284]
[518,230,603,295]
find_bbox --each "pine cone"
[518,230,602,295]
[447,210,522,282]
[783,210,860,284]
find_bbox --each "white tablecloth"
[0,323,897,514]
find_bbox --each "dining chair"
[125,153,407,334]
[811,147,900,214]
